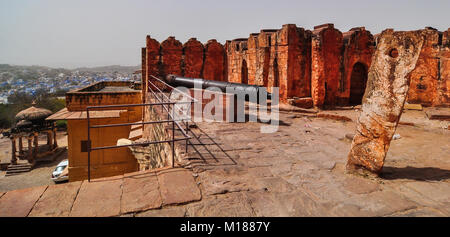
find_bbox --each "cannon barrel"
[165,74,271,101]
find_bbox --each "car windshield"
[55,165,66,172]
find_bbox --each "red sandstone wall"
[146,36,161,90]
[311,24,344,107]
[407,28,449,107]
[247,34,259,85]
[203,39,226,81]
[142,25,448,108]
[340,27,375,105]
[286,25,312,99]
[161,36,183,77]
[183,38,204,78]
[257,31,276,87]
[141,47,147,99]
[227,39,249,84]
[268,26,289,100]
[441,29,450,106]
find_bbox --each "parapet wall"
[142,24,450,107]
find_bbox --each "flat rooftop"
[69,81,140,94]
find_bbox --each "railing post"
[185,120,189,153]
[171,103,175,168]
[87,107,91,182]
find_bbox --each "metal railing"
[83,75,197,182]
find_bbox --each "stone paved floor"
[0,108,448,217]
[172,107,449,217]
[0,167,201,217]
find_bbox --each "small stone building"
[47,81,142,181]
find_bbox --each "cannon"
[164,74,272,102]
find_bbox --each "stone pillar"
[47,131,53,151]
[53,128,58,149]
[10,137,17,165]
[18,137,23,155]
[27,135,33,162]
[46,131,51,145]
[346,30,424,175]
[33,132,39,160]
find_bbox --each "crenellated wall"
[183,38,204,78]
[161,36,183,77]
[142,24,449,108]
[203,39,226,82]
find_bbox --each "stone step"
[131,122,143,131]
[7,166,32,171]
[7,164,32,169]
[6,168,31,172]
[5,168,31,176]
[129,128,143,141]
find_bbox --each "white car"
[52,160,69,183]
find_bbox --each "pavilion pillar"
[53,128,58,149]
[10,137,17,165]
[33,132,38,161]
[46,131,51,145]
[47,130,53,151]
[18,137,23,155]
[27,135,33,162]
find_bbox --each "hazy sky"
[0,0,449,68]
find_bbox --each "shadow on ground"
[380,166,450,181]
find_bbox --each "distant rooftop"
[69,80,141,94]
[99,86,137,92]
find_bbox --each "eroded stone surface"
[0,185,47,217]
[157,168,201,205]
[186,192,255,217]
[342,176,380,194]
[347,30,425,174]
[29,181,81,217]
[136,206,187,217]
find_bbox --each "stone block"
[69,179,122,217]
[29,181,81,217]
[0,185,47,217]
[157,168,201,205]
[121,171,162,214]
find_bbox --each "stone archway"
[349,62,368,105]
[241,59,248,84]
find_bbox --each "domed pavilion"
[5,105,59,171]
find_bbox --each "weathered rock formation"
[346,29,425,175]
